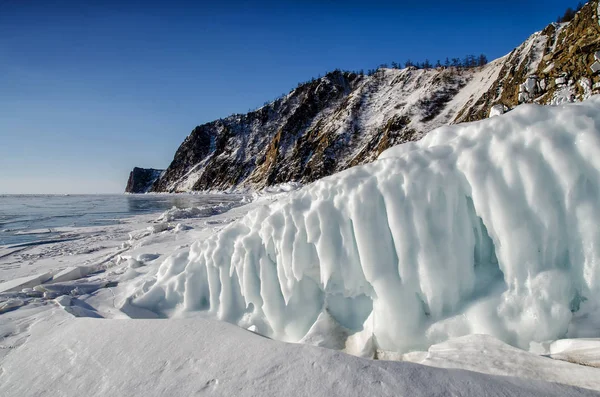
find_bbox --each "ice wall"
[132,96,600,353]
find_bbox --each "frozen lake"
[0,194,244,247]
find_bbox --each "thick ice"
[132,96,600,353]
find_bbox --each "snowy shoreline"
[4,99,600,395]
[1,196,599,396]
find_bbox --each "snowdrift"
[3,317,597,397]
[132,96,600,354]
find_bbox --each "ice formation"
[132,96,600,353]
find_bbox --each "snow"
[1,314,597,397]
[0,272,52,293]
[155,202,238,222]
[161,62,510,192]
[147,222,169,233]
[579,78,593,100]
[552,78,576,105]
[399,334,600,391]
[489,104,504,117]
[131,96,600,356]
[519,76,541,103]
[4,99,600,394]
[543,63,555,74]
[50,265,96,283]
[154,18,571,194]
[515,33,547,77]
[521,76,538,93]
[0,176,600,394]
[548,338,600,367]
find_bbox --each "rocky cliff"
[456,0,600,121]
[125,167,164,193]
[132,0,600,193]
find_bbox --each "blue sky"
[0,0,582,194]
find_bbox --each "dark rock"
[125,168,164,193]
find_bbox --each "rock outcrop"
[457,0,600,121]
[130,0,600,193]
[125,168,164,193]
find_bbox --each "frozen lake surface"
[0,194,244,247]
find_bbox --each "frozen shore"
[0,193,598,396]
[4,98,600,395]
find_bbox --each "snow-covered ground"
[1,201,599,397]
[3,99,600,395]
[1,315,598,397]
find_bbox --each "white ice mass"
[132,96,600,355]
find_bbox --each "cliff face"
[456,0,600,122]
[125,168,164,193]
[148,66,494,192]
[134,0,600,193]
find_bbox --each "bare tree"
[477,54,488,67]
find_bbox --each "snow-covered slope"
[3,315,599,397]
[137,0,600,193]
[131,96,600,355]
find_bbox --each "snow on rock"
[132,96,600,354]
[519,76,541,103]
[579,78,593,100]
[489,104,505,117]
[1,316,597,397]
[552,84,576,105]
[521,76,538,93]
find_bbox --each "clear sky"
[0,0,582,194]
